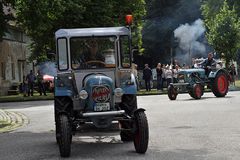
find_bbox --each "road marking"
[0,109,29,133]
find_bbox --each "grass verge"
[0,92,54,103]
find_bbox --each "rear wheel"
[189,84,203,99]
[167,85,178,100]
[211,72,229,97]
[133,111,149,153]
[58,114,72,157]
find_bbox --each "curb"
[0,109,29,133]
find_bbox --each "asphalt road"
[0,91,240,160]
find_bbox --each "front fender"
[122,73,137,94]
[134,108,146,115]
[55,87,73,96]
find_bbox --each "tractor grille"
[92,85,111,103]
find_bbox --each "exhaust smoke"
[174,19,207,65]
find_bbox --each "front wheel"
[58,114,72,157]
[189,84,203,99]
[133,111,149,153]
[168,85,178,100]
[211,72,229,97]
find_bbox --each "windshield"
[70,36,116,69]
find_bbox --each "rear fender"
[208,69,229,80]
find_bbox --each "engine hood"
[83,74,114,103]
[83,74,113,87]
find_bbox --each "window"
[57,38,68,70]
[70,36,116,69]
[1,62,6,80]
[120,36,131,68]
[11,63,15,80]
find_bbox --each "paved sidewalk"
[0,109,29,133]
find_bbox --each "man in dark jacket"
[26,70,36,96]
[143,64,152,91]
[199,52,216,76]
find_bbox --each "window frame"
[57,37,69,71]
[119,35,131,68]
[69,35,117,70]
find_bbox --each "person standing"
[165,65,173,87]
[37,70,47,96]
[156,63,163,91]
[229,64,236,86]
[162,64,166,89]
[22,75,28,97]
[26,70,36,96]
[143,64,152,91]
[173,65,180,83]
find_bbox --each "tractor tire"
[133,111,149,154]
[211,72,229,97]
[56,121,60,144]
[167,85,178,100]
[121,94,137,116]
[189,84,203,99]
[58,114,72,157]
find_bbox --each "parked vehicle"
[167,67,230,100]
[54,16,149,157]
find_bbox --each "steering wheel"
[85,60,106,67]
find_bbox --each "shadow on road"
[0,131,209,160]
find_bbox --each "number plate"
[94,103,110,111]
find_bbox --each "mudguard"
[133,108,146,116]
[208,69,228,79]
[55,87,73,97]
[121,73,137,94]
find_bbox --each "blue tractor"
[167,67,229,100]
[54,17,149,157]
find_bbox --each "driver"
[198,52,216,75]
[83,40,105,62]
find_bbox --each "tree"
[15,0,146,62]
[0,0,15,40]
[201,0,240,66]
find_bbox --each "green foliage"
[0,0,15,40]
[15,0,146,62]
[201,0,240,66]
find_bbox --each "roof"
[55,27,130,38]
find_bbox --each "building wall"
[0,27,32,96]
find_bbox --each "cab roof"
[55,26,130,38]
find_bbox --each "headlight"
[114,88,123,97]
[79,90,88,99]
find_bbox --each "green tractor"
[168,68,229,100]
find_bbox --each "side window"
[57,38,68,70]
[120,36,131,68]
